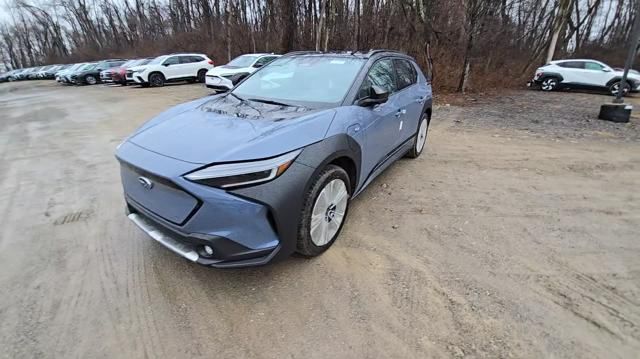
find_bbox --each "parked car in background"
[72,59,126,85]
[205,53,280,91]
[33,65,54,78]
[56,63,86,83]
[0,69,21,82]
[128,53,214,87]
[40,64,69,79]
[529,59,640,96]
[104,57,154,85]
[116,50,432,267]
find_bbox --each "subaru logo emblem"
[138,176,153,190]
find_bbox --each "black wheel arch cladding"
[606,77,636,88]
[229,134,361,261]
[541,72,563,82]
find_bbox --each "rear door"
[557,61,584,83]
[180,56,203,77]
[392,58,423,146]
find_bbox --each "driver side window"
[357,59,397,99]
[585,62,605,71]
[163,56,180,66]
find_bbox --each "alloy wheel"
[416,117,428,153]
[611,82,629,96]
[86,75,97,85]
[310,179,349,246]
[541,78,556,91]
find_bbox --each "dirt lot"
[1,81,639,359]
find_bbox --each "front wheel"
[610,81,630,97]
[85,75,97,85]
[406,113,429,158]
[149,73,165,87]
[297,165,351,257]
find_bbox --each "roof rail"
[283,51,323,56]
[366,49,406,57]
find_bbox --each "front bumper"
[205,75,233,90]
[117,141,314,267]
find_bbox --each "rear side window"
[181,56,204,64]
[358,59,397,99]
[394,59,417,90]
[557,61,584,69]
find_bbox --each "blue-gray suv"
[116,50,433,268]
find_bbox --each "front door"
[162,56,181,80]
[357,58,401,178]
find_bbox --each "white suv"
[205,53,280,91]
[127,53,214,87]
[529,59,640,96]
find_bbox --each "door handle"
[395,109,406,117]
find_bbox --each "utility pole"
[598,2,640,123]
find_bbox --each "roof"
[552,59,601,63]
[284,49,409,59]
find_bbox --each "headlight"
[184,149,302,188]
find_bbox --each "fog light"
[203,245,214,255]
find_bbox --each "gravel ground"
[0,81,638,358]
[442,90,640,141]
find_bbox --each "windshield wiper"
[247,98,295,107]
[227,92,245,102]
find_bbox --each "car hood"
[128,95,335,164]
[206,66,250,76]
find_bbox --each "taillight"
[208,60,214,65]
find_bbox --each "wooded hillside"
[1,0,636,92]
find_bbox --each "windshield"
[227,55,259,67]
[148,56,167,65]
[232,56,365,105]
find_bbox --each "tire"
[540,77,559,91]
[85,75,97,85]
[297,165,351,257]
[149,73,165,87]
[406,112,430,158]
[197,69,207,83]
[609,81,630,97]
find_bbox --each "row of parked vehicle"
[0,52,282,91]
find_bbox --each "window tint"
[394,59,417,90]
[187,56,204,63]
[358,59,397,99]
[558,61,584,69]
[163,56,180,66]
[585,62,605,71]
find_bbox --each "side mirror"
[163,63,171,67]
[253,63,263,68]
[602,68,611,72]
[358,85,390,107]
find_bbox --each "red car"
[102,58,154,85]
